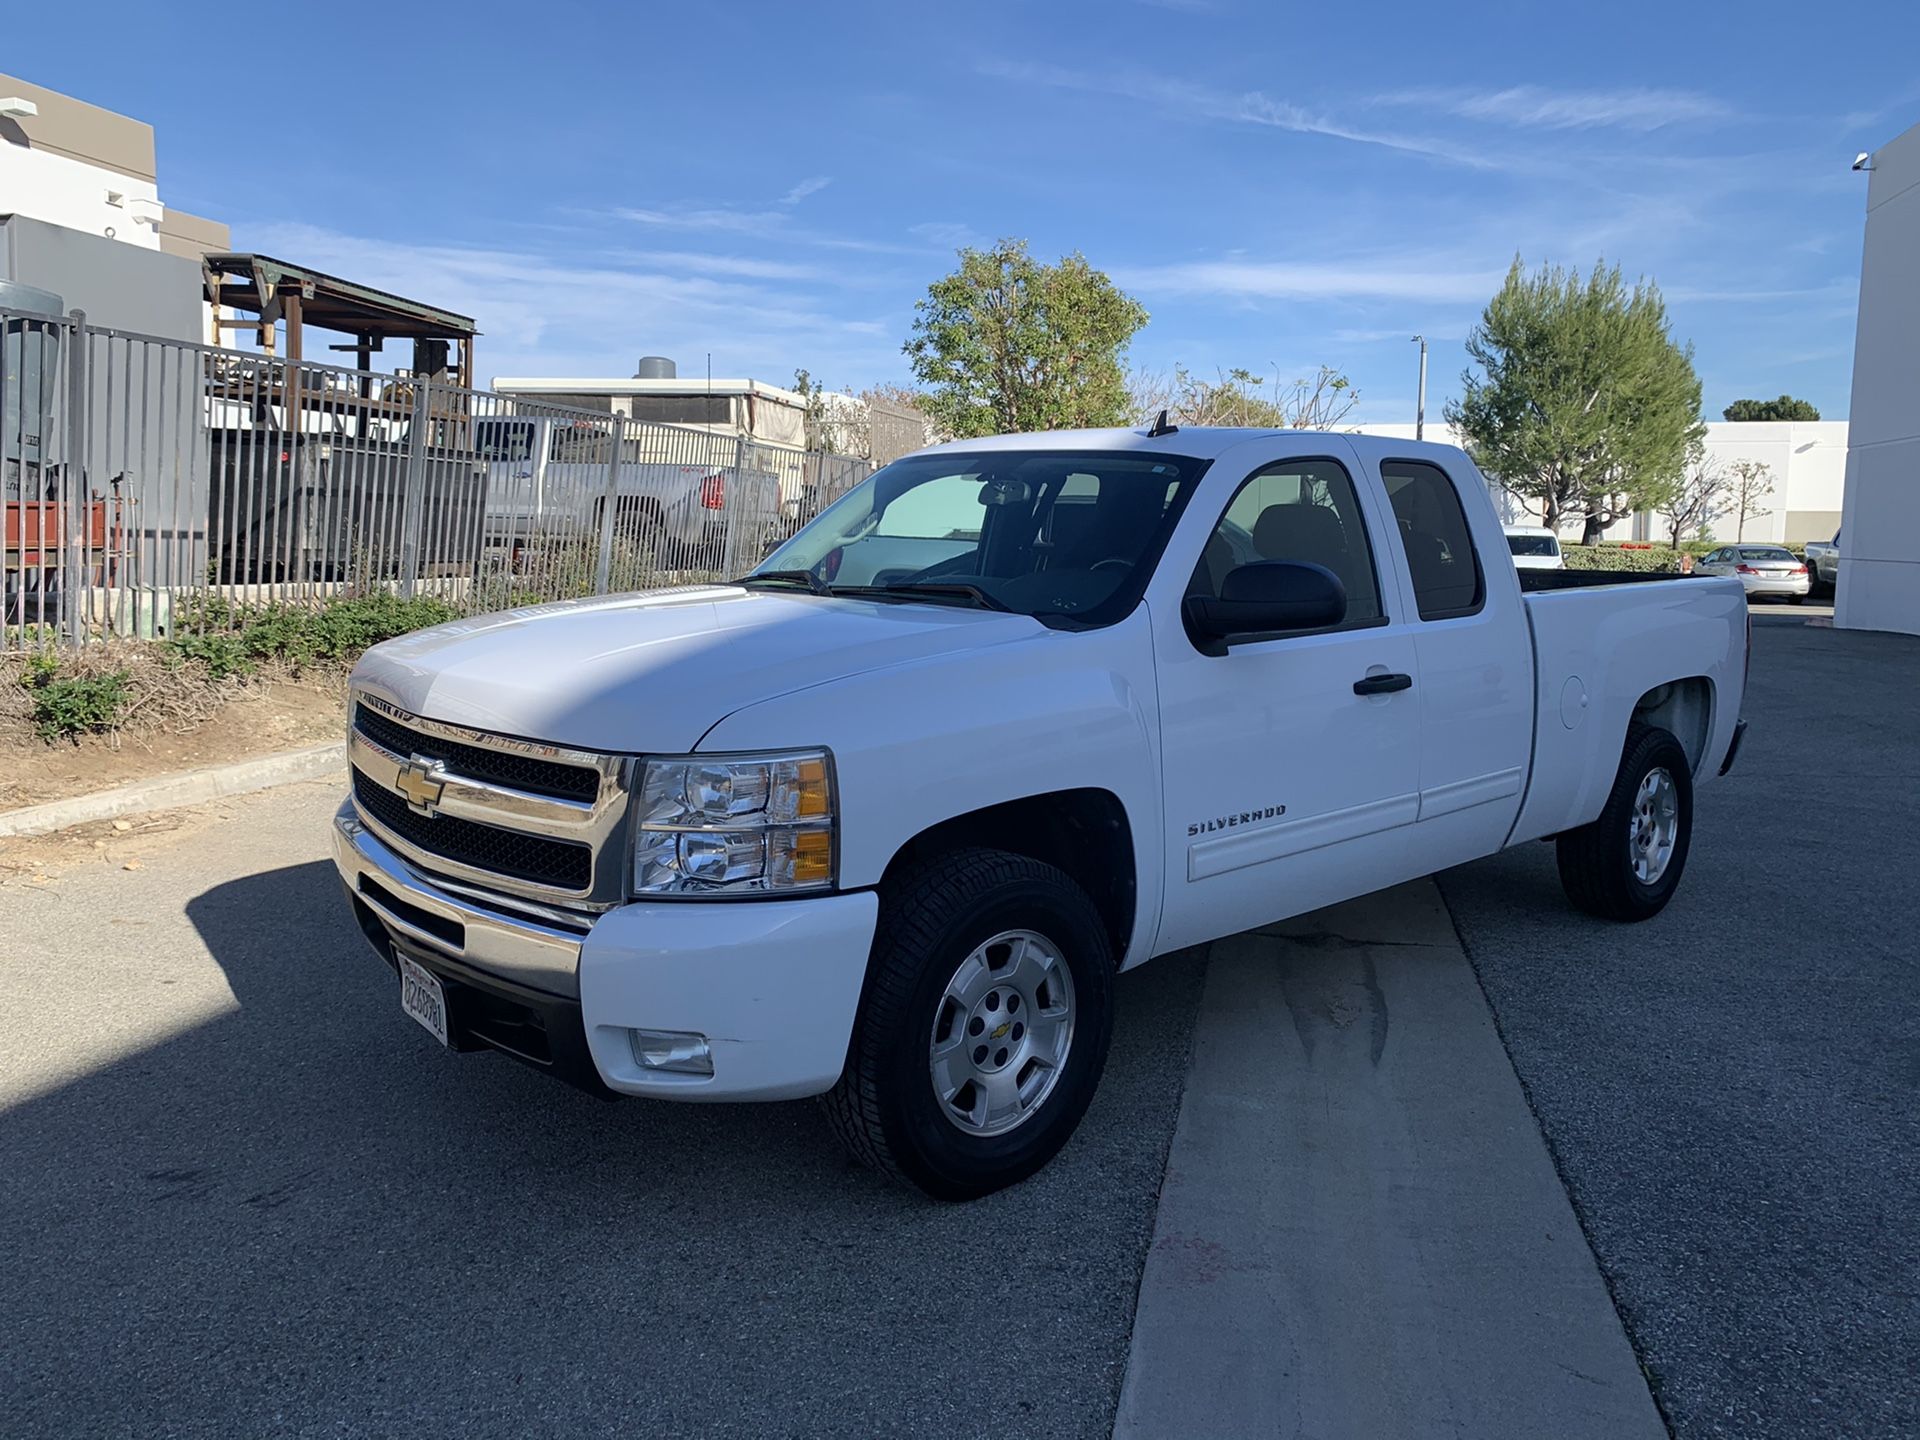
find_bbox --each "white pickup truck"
[334,426,1749,1199]
[472,414,781,568]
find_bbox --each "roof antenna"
[1145,408,1178,438]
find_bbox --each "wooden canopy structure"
[201,252,477,388]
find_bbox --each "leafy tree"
[1660,456,1730,549]
[1726,458,1773,540]
[904,240,1148,438]
[1132,365,1360,430]
[1722,395,1820,422]
[1447,258,1705,543]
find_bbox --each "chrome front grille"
[346,691,631,911]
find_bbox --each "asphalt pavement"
[4,603,1912,1439]
[0,785,1203,1439]
[1441,611,1920,1439]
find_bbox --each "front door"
[1153,442,1424,952]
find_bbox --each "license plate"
[398,953,449,1047]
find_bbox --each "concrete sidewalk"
[1116,881,1662,1440]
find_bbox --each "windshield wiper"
[738,569,832,596]
[835,581,1012,612]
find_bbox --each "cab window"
[1382,460,1484,620]
[1191,458,1383,630]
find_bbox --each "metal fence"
[3,304,874,650]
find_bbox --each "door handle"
[1354,672,1413,696]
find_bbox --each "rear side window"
[1383,460,1484,620]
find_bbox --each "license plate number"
[398,954,449,1047]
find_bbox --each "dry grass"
[1,642,347,750]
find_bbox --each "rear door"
[1151,440,1424,952]
[1371,453,1534,866]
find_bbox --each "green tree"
[1447,258,1705,542]
[903,239,1148,438]
[1722,395,1820,422]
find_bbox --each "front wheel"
[822,848,1115,1201]
[1555,723,1694,921]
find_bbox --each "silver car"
[1803,531,1840,592]
[1696,544,1811,602]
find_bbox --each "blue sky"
[13,0,1919,422]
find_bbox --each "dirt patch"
[0,674,346,811]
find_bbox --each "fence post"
[59,309,89,648]
[396,378,431,598]
[729,434,749,575]
[593,415,623,595]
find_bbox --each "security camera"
[1852,152,1874,172]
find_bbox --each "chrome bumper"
[331,803,584,998]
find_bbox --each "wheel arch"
[1631,676,1714,775]
[879,788,1138,965]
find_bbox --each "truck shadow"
[2,857,1205,1436]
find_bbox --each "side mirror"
[1184,561,1346,651]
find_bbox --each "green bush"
[21,661,131,741]
[1561,544,1685,572]
[167,593,459,676]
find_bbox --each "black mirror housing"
[1184,561,1346,651]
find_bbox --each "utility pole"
[1411,334,1428,441]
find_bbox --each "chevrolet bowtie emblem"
[395,755,448,815]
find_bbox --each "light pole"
[1411,334,1428,441]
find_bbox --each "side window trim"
[1186,451,1391,652]
[1380,456,1487,623]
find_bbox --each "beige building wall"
[0,73,168,248]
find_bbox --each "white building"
[1836,121,1920,636]
[492,363,810,449]
[1355,421,1848,546]
[0,73,227,263]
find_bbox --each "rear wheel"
[1556,723,1693,921]
[822,848,1115,1201]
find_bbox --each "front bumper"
[331,803,879,1101]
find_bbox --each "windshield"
[474,419,536,463]
[1737,547,1794,561]
[750,448,1209,624]
[1506,533,1559,557]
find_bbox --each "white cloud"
[979,61,1506,169]
[908,220,980,250]
[237,221,907,385]
[614,202,931,256]
[1115,256,1505,305]
[1392,85,1730,133]
[1663,279,1859,304]
[780,175,833,206]
[616,205,786,235]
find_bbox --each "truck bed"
[1516,568,1710,592]
[1509,572,1748,846]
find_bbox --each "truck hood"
[352,585,1047,753]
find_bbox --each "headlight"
[630,750,836,897]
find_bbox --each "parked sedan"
[1697,544,1810,601]
[1803,531,1840,592]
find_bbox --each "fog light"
[628,1027,714,1076]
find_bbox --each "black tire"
[822,848,1115,1201]
[1556,722,1693,921]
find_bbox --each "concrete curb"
[0,742,345,839]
